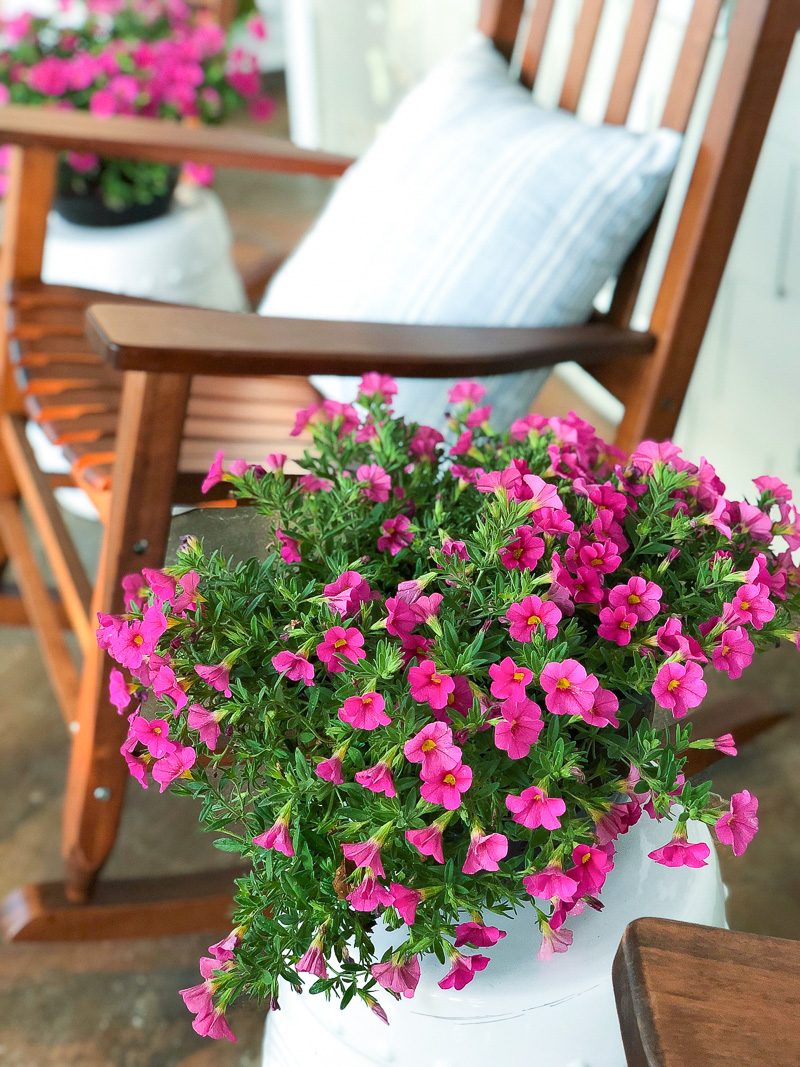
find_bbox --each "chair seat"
[6,281,319,502]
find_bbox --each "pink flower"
[506,596,561,643]
[151,744,196,793]
[201,450,225,493]
[449,380,486,405]
[493,697,543,759]
[462,829,508,874]
[129,715,176,759]
[520,474,564,512]
[712,627,754,679]
[272,650,315,686]
[111,606,168,670]
[649,832,710,868]
[360,372,397,400]
[400,633,433,667]
[338,691,391,730]
[443,674,474,717]
[409,425,444,460]
[715,790,759,856]
[538,921,573,961]
[378,514,415,556]
[411,593,443,626]
[316,626,366,672]
[539,659,599,716]
[608,577,662,621]
[355,761,396,797]
[506,786,566,830]
[390,883,422,925]
[385,596,417,636]
[598,605,637,646]
[371,956,421,998]
[488,657,533,701]
[441,538,469,561]
[580,687,620,728]
[405,823,445,863]
[275,527,301,564]
[466,404,492,429]
[121,737,148,789]
[714,733,737,756]
[109,668,135,714]
[323,571,375,618]
[404,722,461,776]
[730,583,775,630]
[753,475,792,504]
[656,617,707,662]
[356,463,391,503]
[315,752,345,784]
[187,704,222,751]
[347,871,392,912]
[192,1008,237,1042]
[455,921,506,948]
[194,662,232,697]
[438,951,490,990]
[290,403,320,436]
[420,762,473,810]
[408,659,455,710]
[253,814,294,857]
[342,838,385,878]
[651,661,707,718]
[523,865,579,901]
[296,934,327,980]
[499,526,545,571]
[567,844,614,894]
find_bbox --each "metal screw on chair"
[93,787,112,801]
[132,539,149,554]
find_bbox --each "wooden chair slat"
[559,0,606,112]
[25,389,122,422]
[519,0,557,89]
[478,0,527,61]
[661,0,724,132]
[604,0,659,124]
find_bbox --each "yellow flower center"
[513,672,525,681]
[740,600,750,611]
[432,675,442,685]
[421,739,437,752]
[334,639,347,649]
[667,678,681,691]
[362,697,372,705]
[443,773,456,786]
[527,615,541,626]
[556,678,571,690]
[153,727,162,735]
[132,635,144,646]
[620,620,631,630]
[582,851,592,864]
[628,594,641,605]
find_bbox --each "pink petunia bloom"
[400,633,433,667]
[342,838,385,878]
[338,691,391,730]
[506,786,566,830]
[714,733,737,756]
[275,527,301,564]
[323,571,375,618]
[523,865,579,901]
[151,744,196,793]
[438,951,490,991]
[121,736,148,789]
[520,474,564,513]
[371,955,421,998]
[539,659,599,717]
[568,844,614,895]
[441,537,470,561]
[730,583,775,630]
[315,750,345,784]
[272,650,315,686]
[390,883,422,925]
[651,661,707,718]
[111,606,168,670]
[408,659,455,710]
[580,687,620,728]
[253,814,294,857]
[493,697,543,759]
[712,627,754,679]
[506,595,562,642]
[449,431,474,456]
[538,921,573,961]
[296,934,327,980]
[129,715,176,759]
[409,425,444,460]
[347,870,393,912]
[443,675,474,717]
[356,463,391,503]
[192,1007,237,1042]
[355,761,396,797]
[411,593,443,626]
[378,515,414,556]
[405,823,445,863]
[195,662,232,697]
[289,403,320,436]
[420,762,473,810]
[404,721,461,777]
[462,829,508,874]
[209,930,242,964]
[488,657,533,701]
[187,704,223,752]
[499,525,545,571]
[608,577,662,621]
[316,626,366,672]
[298,473,332,493]
[202,451,226,494]
[649,832,710,868]
[151,664,188,713]
[449,380,486,405]
[109,668,136,714]
[359,372,398,400]
[715,790,759,856]
[454,921,506,948]
[753,474,792,504]
[121,571,149,611]
[598,605,637,646]
[656,617,707,663]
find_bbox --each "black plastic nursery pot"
[53,161,181,228]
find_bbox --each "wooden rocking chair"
[0,0,797,941]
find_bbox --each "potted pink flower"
[98,376,794,1062]
[0,0,274,225]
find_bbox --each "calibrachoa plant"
[99,375,799,1040]
[0,0,273,207]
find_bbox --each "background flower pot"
[261,817,727,1067]
[53,159,181,228]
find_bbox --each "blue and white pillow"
[259,33,681,430]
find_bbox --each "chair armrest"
[86,304,656,378]
[0,105,353,178]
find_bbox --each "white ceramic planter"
[261,816,726,1067]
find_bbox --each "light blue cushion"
[259,33,681,430]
